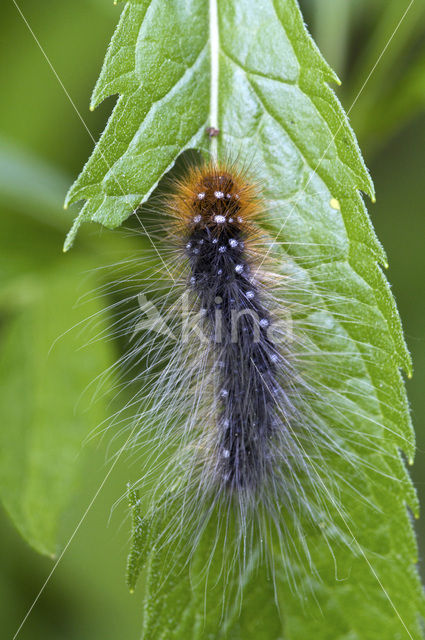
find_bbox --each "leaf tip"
[64,187,73,210]
[63,232,75,252]
[63,210,87,252]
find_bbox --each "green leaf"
[69,0,424,638]
[64,0,210,250]
[0,259,116,556]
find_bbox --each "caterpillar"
[96,156,400,603]
[170,163,291,495]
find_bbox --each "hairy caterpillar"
[169,163,294,495]
[90,155,411,613]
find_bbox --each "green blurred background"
[1,1,424,638]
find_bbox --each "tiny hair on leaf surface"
[66,0,425,639]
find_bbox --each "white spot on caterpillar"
[193,248,199,255]
[246,290,254,299]
[193,215,202,223]
[229,239,238,248]
[260,318,269,328]
[214,214,226,224]
[218,246,227,253]
[214,191,224,199]
[190,276,196,285]
[223,449,230,458]
[197,192,206,200]
[212,238,218,244]
[237,216,243,223]
[186,242,192,249]
[235,264,244,274]
[271,353,278,363]
[217,268,223,274]
[226,193,231,199]
[220,389,228,398]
